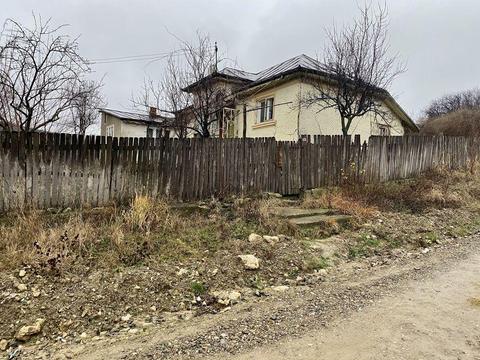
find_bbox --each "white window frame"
[106,125,114,137]
[257,97,274,123]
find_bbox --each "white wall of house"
[235,78,406,142]
[100,114,147,137]
[100,113,177,138]
[235,80,302,141]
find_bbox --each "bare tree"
[423,88,480,119]
[65,79,105,135]
[133,32,232,138]
[132,54,190,138]
[301,4,405,135]
[0,16,91,133]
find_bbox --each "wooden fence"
[0,132,477,211]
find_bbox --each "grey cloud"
[1,0,479,120]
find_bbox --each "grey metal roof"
[254,54,322,83]
[99,108,173,124]
[218,67,257,81]
[218,54,323,85]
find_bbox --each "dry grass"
[0,195,290,274]
[302,165,480,218]
[302,188,378,220]
[2,166,480,274]
[233,197,296,234]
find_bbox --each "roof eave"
[182,72,252,93]
[232,68,418,132]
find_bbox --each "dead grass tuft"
[302,166,480,218]
[302,188,377,220]
[233,197,295,235]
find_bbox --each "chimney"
[149,106,157,118]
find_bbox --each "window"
[378,124,391,136]
[146,128,153,138]
[257,97,274,123]
[106,125,114,137]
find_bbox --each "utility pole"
[243,104,247,139]
[214,41,218,73]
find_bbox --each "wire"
[88,47,216,65]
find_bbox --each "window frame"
[106,125,114,137]
[256,97,274,123]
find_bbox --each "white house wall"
[235,79,405,142]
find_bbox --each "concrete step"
[272,207,332,219]
[289,214,352,227]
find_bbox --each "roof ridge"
[100,107,146,116]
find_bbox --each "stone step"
[289,214,352,227]
[272,207,332,219]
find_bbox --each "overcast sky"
[2,0,479,121]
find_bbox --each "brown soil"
[2,168,480,359]
[7,231,480,359]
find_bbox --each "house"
[99,107,176,138]
[187,54,418,141]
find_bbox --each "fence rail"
[0,132,477,211]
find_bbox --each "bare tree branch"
[423,88,480,119]
[300,3,405,135]
[133,31,232,138]
[0,15,92,133]
[63,79,105,134]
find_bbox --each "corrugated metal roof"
[254,54,322,83]
[99,108,173,124]
[218,67,257,81]
[218,54,323,85]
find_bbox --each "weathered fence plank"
[0,132,477,211]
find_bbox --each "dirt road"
[211,252,480,360]
[19,235,480,359]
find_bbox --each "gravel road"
[210,249,480,359]
[20,234,480,360]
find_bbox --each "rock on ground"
[248,233,263,243]
[0,339,8,351]
[15,318,45,341]
[212,290,242,306]
[238,255,260,270]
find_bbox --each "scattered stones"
[317,269,328,276]
[18,269,26,278]
[0,339,8,351]
[263,235,279,244]
[212,290,242,306]
[79,332,88,340]
[238,255,260,270]
[16,283,27,292]
[32,289,41,298]
[16,318,45,341]
[176,268,189,276]
[248,233,263,243]
[271,285,289,293]
[133,320,154,330]
[421,248,431,254]
[177,310,194,321]
[121,314,132,322]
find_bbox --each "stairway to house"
[271,205,352,228]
